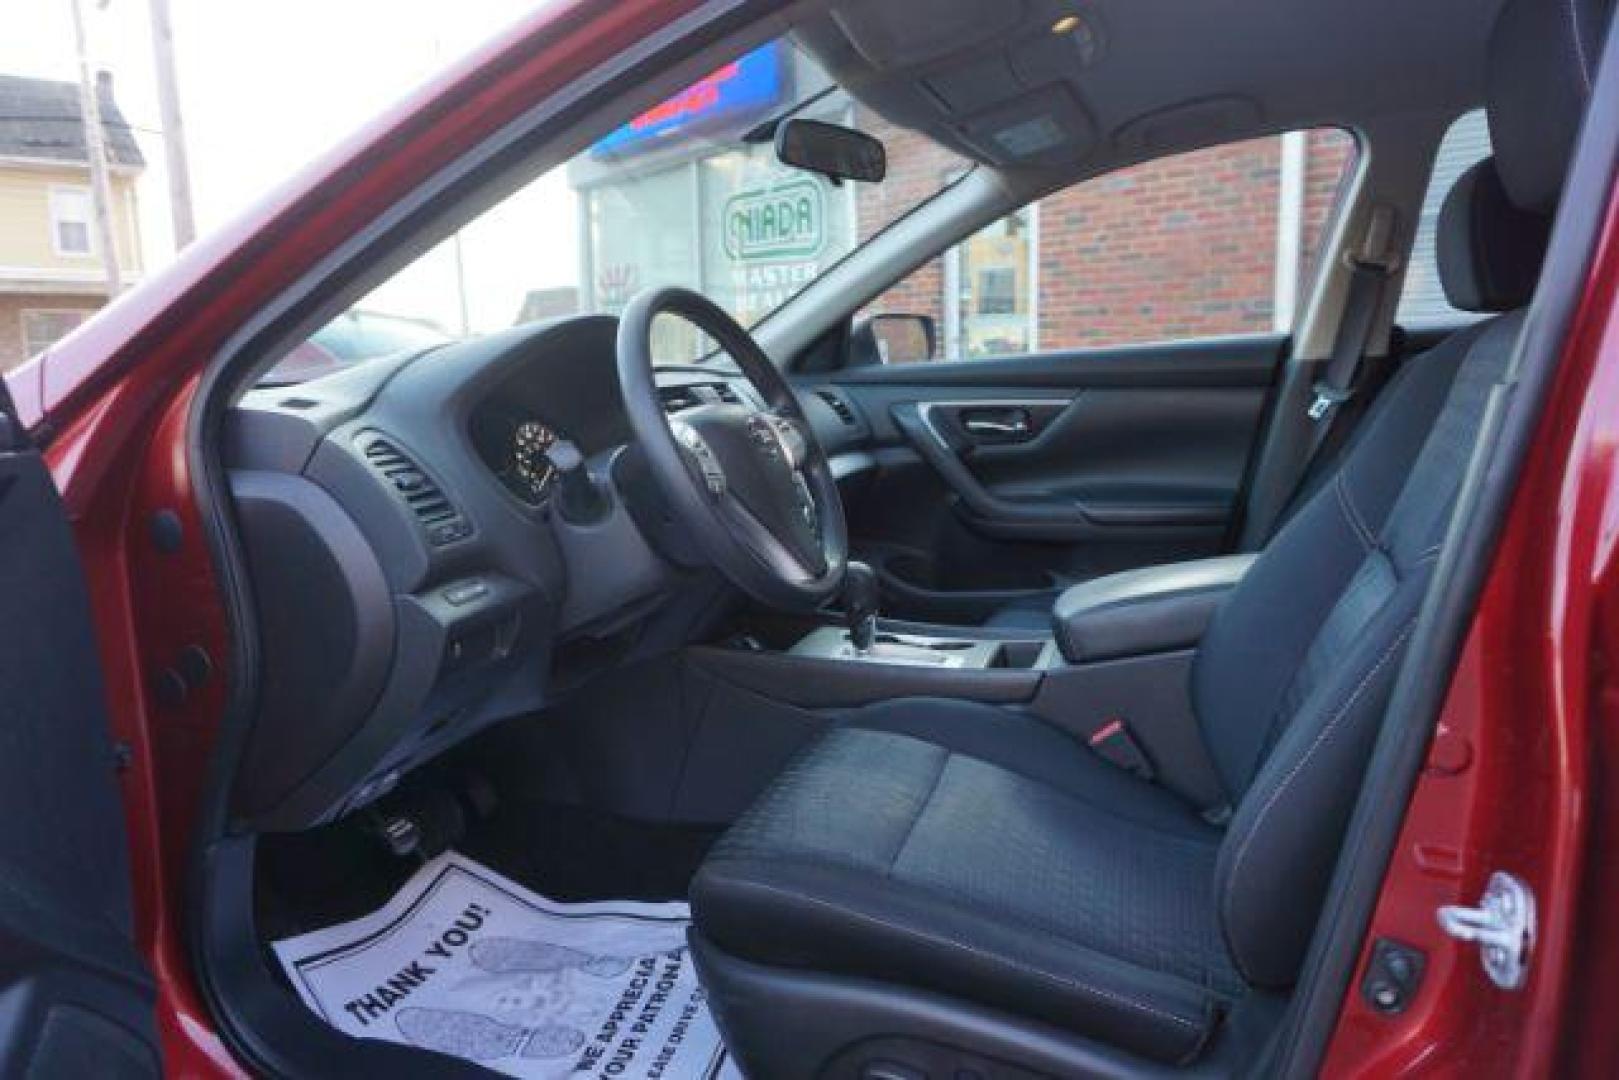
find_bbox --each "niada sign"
[723,178,827,262]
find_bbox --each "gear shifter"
[841,561,879,654]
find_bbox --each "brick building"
[861,118,1355,357]
[0,73,145,371]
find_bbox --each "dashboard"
[223,314,866,831]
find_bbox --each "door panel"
[823,336,1285,622]
[0,414,158,1075]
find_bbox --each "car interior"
[190,0,1614,1074]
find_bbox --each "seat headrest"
[1487,0,1611,213]
[1437,157,1552,312]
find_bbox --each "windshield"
[266,37,967,382]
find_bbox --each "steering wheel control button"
[792,474,820,534]
[746,411,807,470]
[443,580,488,606]
[671,419,727,495]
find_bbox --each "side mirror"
[775,119,886,184]
[851,313,936,366]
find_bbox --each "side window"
[865,129,1356,362]
[48,187,95,257]
[1395,110,1492,326]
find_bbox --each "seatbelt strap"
[1238,206,1400,546]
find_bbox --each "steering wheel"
[616,286,848,611]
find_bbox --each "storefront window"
[275,37,967,381]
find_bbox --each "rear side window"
[862,127,1357,362]
[1395,110,1492,326]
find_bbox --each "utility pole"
[146,0,196,248]
[68,0,122,294]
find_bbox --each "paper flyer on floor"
[271,852,740,1079]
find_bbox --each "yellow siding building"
[0,74,145,371]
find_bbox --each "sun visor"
[830,0,1030,68]
[1112,97,1264,157]
[923,55,1025,114]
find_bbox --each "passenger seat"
[984,140,1556,632]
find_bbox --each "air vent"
[359,433,471,546]
[815,388,858,426]
[659,385,705,413]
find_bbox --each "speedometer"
[508,418,558,503]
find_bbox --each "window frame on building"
[20,308,90,358]
[941,197,1040,359]
[48,185,96,259]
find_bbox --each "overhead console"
[793,0,1106,169]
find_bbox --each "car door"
[805,127,1359,624]
[0,388,160,1076]
[813,336,1283,623]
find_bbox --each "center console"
[779,554,1257,674]
[693,553,1259,808]
[785,562,1053,669]
[789,625,1052,669]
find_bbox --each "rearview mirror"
[775,119,886,184]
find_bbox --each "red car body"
[8,0,1618,1074]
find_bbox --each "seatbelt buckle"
[1088,718,1155,781]
[1308,381,1355,421]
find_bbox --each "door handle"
[960,408,1033,441]
[963,417,1030,437]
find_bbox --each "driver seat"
[688,0,1604,1071]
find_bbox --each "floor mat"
[272,852,740,1079]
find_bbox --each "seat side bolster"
[1214,611,1419,987]
[692,855,1223,1065]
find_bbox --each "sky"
[2,0,580,332]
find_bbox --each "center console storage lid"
[1053,554,1257,664]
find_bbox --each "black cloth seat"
[690,0,1607,1070]
[694,701,1238,1063]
